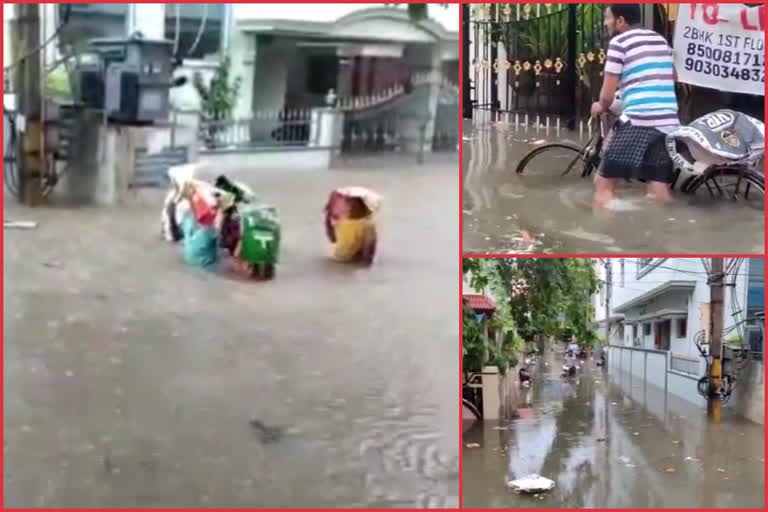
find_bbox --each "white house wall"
[130,4,164,39]
[596,258,749,356]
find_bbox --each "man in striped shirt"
[591,4,679,208]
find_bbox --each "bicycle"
[514,112,764,209]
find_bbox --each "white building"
[593,257,764,423]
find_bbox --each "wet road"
[462,117,764,254]
[3,157,459,508]
[462,350,764,508]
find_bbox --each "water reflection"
[463,351,764,508]
[462,117,764,254]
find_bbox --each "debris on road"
[685,456,701,462]
[248,419,284,444]
[664,467,677,473]
[465,443,481,448]
[507,474,555,493]
[4,220,38,229]
[716,467,727,473]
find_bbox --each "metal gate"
[467,4,608,121]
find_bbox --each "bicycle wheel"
[684,168,764,210]
[514,142,588,177]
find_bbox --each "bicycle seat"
[666,110,765,175]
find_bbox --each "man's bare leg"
[593,174,618,208]
[645,181,673,202]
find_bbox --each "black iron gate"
[466,4,608,121]
[464,3,764,123]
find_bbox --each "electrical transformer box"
[84,37,175,124]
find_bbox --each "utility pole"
[14,3,44,205]
[708,257,725,422]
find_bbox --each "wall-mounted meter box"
[84,36,175,124]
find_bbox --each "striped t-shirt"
[605,28,680,130]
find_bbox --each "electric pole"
[14,3,45,205]
[708,257,725,422]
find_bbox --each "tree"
[193,55,242,146]
[463,258,599,377]
[463,259,522,377]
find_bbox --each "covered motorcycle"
[324,186,381,265]
[235,203,281,279]
[666,109,765,177]
[161,163,254,242]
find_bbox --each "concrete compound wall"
[733,360,765,425]
[609,345,765,424]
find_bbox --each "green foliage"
[407,4,430,21]
[463,258,600,377]
[45,70,72,100]
[462,306,485,376]
[384,4,448,21]
[193,56,242,145]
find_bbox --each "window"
[643,323,651,336]
[747,258,765,316]
[677,318,687,338]
[165,4,225,60]
[636,257,667,279]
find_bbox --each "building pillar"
[229,30,256,120]
[336,57,354,99]
[421,43,443,154]
[481,366,500,420]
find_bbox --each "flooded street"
[462,118,764,254]
[462,349,764,509]
[3,157,459,508]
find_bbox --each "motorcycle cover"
[180,211,219,267]
[324,187,382,243]
[666,110,765,175]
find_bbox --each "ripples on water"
[463,118,764,254]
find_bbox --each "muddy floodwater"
[462,350,764,508]
[3,157,459,508]
[462,118,764,254]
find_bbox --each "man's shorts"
[599,120,675,184]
